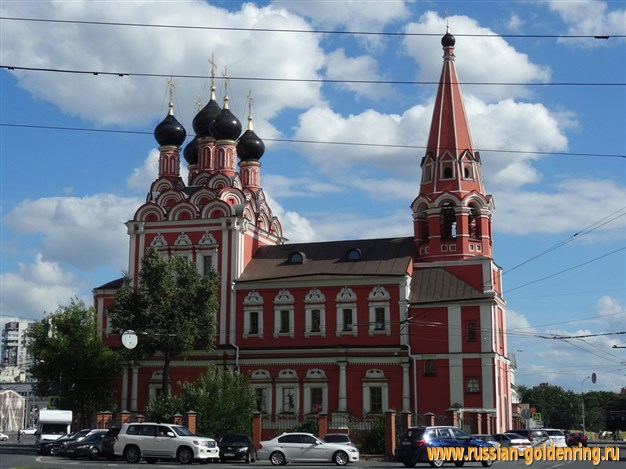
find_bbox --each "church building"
[94,29,512,434]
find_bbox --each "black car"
[36,429,92,456]
[101,426,121,460]
[65,430,108,459]
[395,426,493,468]
[218,433,256,463]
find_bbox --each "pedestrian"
[17,429,21,443]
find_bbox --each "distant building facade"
[0,321,33,382]
[95,30,512,433]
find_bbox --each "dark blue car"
[395,426,494,468]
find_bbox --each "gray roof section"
[409,267,487,304]
[237,237,414,283]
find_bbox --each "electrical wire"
[1,123,624,160]
[1,16,624,39]
[2,64,625,88]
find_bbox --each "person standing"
[17,429,21,443]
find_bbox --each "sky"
[1,0,625,394]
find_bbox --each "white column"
[130,366,139,412]
[121,367,129,410]
[337,361,347,412]
[402,363,411,412]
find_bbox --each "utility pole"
[581,372,597,436]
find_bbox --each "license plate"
[225,453,234,456]
[402,441,411,445]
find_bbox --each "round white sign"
[121,330,138,349]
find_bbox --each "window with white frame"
[273,289,294,338]
[276,369,299,415]
[362,369,388,415]
[201,253,217,276]
[368,285,391,336]
[305,288,326,338]
[303,369,327,414]
[336,287,357,337]
[250,370,272,414]
[243,291,264,339]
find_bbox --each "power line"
[1,16,623,39]
[2,123,625,160]
[505,207,626,275]
[507,247,626,293]
[2,64,624,88]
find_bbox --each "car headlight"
[347,447,358,453]
[237,447,247,452]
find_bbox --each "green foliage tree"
[27,297,121,428]
[108,248,219,397]
[146,364,256,438]
[519,384,579,429]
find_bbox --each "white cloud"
[403,12,552,102]
[547,0,626,44]
[324,49,391,100]
[1,1,325,127]
[4,194,139,271]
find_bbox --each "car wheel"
[245,451,251,463]
[481,460,493,467]
[124,445,141,464]
[429,457,445,468]
[269,451,286,466]
[177,446,195,464]
[333,450,349,466]
[89,447,100,460]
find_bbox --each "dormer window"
[288,251,305,264]
[346,248,361,261]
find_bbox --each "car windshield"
[171,426,194,437]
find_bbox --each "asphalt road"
[1,434,624,469]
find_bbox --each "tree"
[107,248,219,397]
[519,384,579,429]
[146,364,256,438]
[28,298,121,428]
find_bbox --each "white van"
[543,429,567,447]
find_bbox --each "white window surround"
[274,289,295,338]
[243,291,264,339]
[305,288,326,338]
[336,287,357,337]
[252,385,272,414]
[148,371,171,401]
[276,369,299,415]
[368,285,391,336]
[303,368,328,414]
[362,369,388,415]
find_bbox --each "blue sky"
[1,0,625,393]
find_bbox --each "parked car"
[36,429,92,456]
[505,429,551,446]
[65,430,108,459]
[0,432,8,441]
[323,433,358,449]
[257,432,359,466]
[494,433,531,454]
[543,429,567,447]
[395,426,493,468]
[217,433,256,463]
[20,427,37,436]
[471,434,499,448]
[567,432,588,447]
[101,426,121,460]
[114,421,219,464]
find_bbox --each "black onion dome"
[154,111,186,147]
[183,135,200,165]
[442,31,455,47]
[192,98,221,137]
[237,128,265,161]
[210,107,242,141]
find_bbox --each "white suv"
[114,422,219,464]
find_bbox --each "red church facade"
[94,29,512,434]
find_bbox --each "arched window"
[440,205,457,240]
[469,206,481,240]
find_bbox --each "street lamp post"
[581,376,590,436]
[581,372,597,437]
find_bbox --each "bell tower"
[412,27,494,262]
